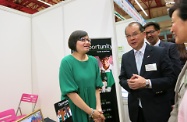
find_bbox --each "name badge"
[145,63,157,71]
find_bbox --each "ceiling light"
[164,0,174,2]
[135,0,148,16]
[166,2,175,7]
[37,0,53,6]
[114,11,126,20]
[164,0,175,8]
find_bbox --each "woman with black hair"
[59,30,105,122]
[168,1,187,122]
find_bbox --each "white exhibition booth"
[0,0,134,121]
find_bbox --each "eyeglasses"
[79,37,91,43]
[145,30,156,35]
[126,31,142,39]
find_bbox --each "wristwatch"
[145,79,150,88]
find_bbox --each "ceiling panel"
[0,0,174,30]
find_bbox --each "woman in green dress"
[59,30,105,122]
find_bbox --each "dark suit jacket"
[159,41,182,105]
[159,41,182,78]
[119,44,176,122]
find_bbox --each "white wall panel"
[32,4,64,120]
[0,1,131,121]
[32,0,124,121]
[115,18,135,122]
[63,0,125,121]
[0,6,32,113]
[115,18,134,53]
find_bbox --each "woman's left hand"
[94,112,105,122]
[92,109,105,122]
[94,116,105,122]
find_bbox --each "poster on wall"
[87,38,120,122]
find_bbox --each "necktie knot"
[136,50,141,55]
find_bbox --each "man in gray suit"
[144,22,182,105]
[119,22,176,122]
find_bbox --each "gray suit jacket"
[168,61,187,122]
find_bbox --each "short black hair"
[144,22,160,30]
[169,1,187,21]
[68,30,88,51]
[99,54,110,60]
[125,22,144,34]
[169,3,179,18]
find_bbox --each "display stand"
[88,38,120,122]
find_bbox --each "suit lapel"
[175,62,187,92]
[140,44,153,76]
[174,62,187,102]
[129,50,139,74]
[159,41,163,47]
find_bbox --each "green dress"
[59,55,103,122]
[106,71,115,87]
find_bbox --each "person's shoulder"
[62,54,72,59]
[61,55,73,62]
[88,55,97,61]
[154,45,165,50]
[88,55,96,60]
[161,41,176,46]
[149,44,166,52]
[87,55,99,65]
[88,55,95,59]
[122,49,134,57]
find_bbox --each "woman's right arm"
[67,92,104,120]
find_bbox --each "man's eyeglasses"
[79,37,91,43]
[126,32,142,39]
[145,30,156,35]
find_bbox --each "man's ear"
[157,30,160,35]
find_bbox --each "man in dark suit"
[119,22,176,122]
[144,22,182,105]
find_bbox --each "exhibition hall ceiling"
[0,0,175,30]
[0,0,64,14]
[0,0,173,19]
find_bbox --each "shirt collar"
[134,41,146,55]
[154,39,161,46]
[101,64,112,72]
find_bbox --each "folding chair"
[0,109,25,122]
[16,93,38,116]
[0,109,17,122]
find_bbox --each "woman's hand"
[92,109,105,122]
[94,113,105,122]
